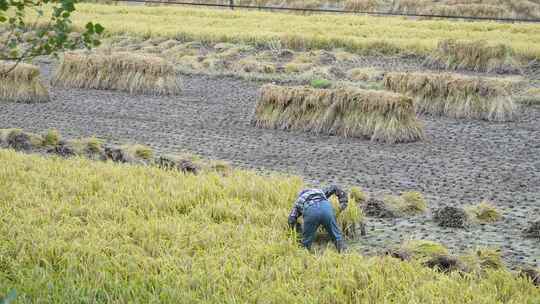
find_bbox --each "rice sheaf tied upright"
[0,62,50,103]
[384,72,518,122]
[52,52,181,95]
[253,84,424,144]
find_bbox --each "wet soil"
[0,63,538,268]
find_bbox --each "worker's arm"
[288,201,301,229]
[323,185,348,211]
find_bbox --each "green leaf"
[94,23,104,34]
[85,22,94,34]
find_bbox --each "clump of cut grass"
[349,186,366,203]
[232,57,276,74]
[460,247,504,273]
[400,191,427,214]
[42,129,61,147]
[253,84,424,143]
[83,137,104,154]
[118,144,154,161]
[284,62,313,73]
[384,72,518,121]
[466,201,502,223]
[383,191,427,216]
[362,191,426,217]
[347,67,385,82]
[399,240,449,261]
[425,39,520,73]
[310,79,332,89]
[0,61,49,103]
[52,52,182,95]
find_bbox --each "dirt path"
[1,63,539,267]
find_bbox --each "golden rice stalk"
[465,201,502,223]
[253,84,424,144]
[425,39,519,73]
[52,52,181,95]
[0,61,49,103]
[384,72,518,121]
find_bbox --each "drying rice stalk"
[425,39,519,73]
[0,61,49,103]
[253,85,424,144]
[384,72,518,121]
[52,52,181,95]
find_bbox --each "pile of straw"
[384,72,518,121]
[252,84,424,143]
[424,39,519,73]
[52,52,181,95]
[0,62,49,103]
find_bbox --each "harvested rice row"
[253,85,424,143]
[383,72,518,121]
[0,61,49,103]
[52,52,182,95]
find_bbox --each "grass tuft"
[466,201,502,223]
[0,61,49,103]
[349,186,366,203]
[460,247,504,273]
[399,240,449,261]
[52,52,182,95]
[253,84,424,143]
[42,129,61,147]
[310,79,332,89]
[384,72,518,121]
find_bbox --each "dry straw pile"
[52,52,181,95]
[384,72,518,121]
[253,85,424,143]
[425,39,519,73]
[0,61,49,103]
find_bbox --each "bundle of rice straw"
[252,84,424,143]
[384,72,518,121]
[0,61,49,103]
[52,52,181,95]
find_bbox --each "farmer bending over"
[288,185,348,252]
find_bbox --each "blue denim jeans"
[302,200,343,249]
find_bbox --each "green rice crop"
[43,3,540,59]
[0,150,539,302]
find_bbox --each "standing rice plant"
[425,39,520,73]
[384,72,518,121]
[52,52,182,95]
[0,150,539,302]
[0,62,49,103]
[252,84,424,143]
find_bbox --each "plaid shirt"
[288,185,348,222]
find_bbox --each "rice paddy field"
[46,3,540,58]
[1,1,540,302]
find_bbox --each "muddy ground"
[1,63,539,268]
